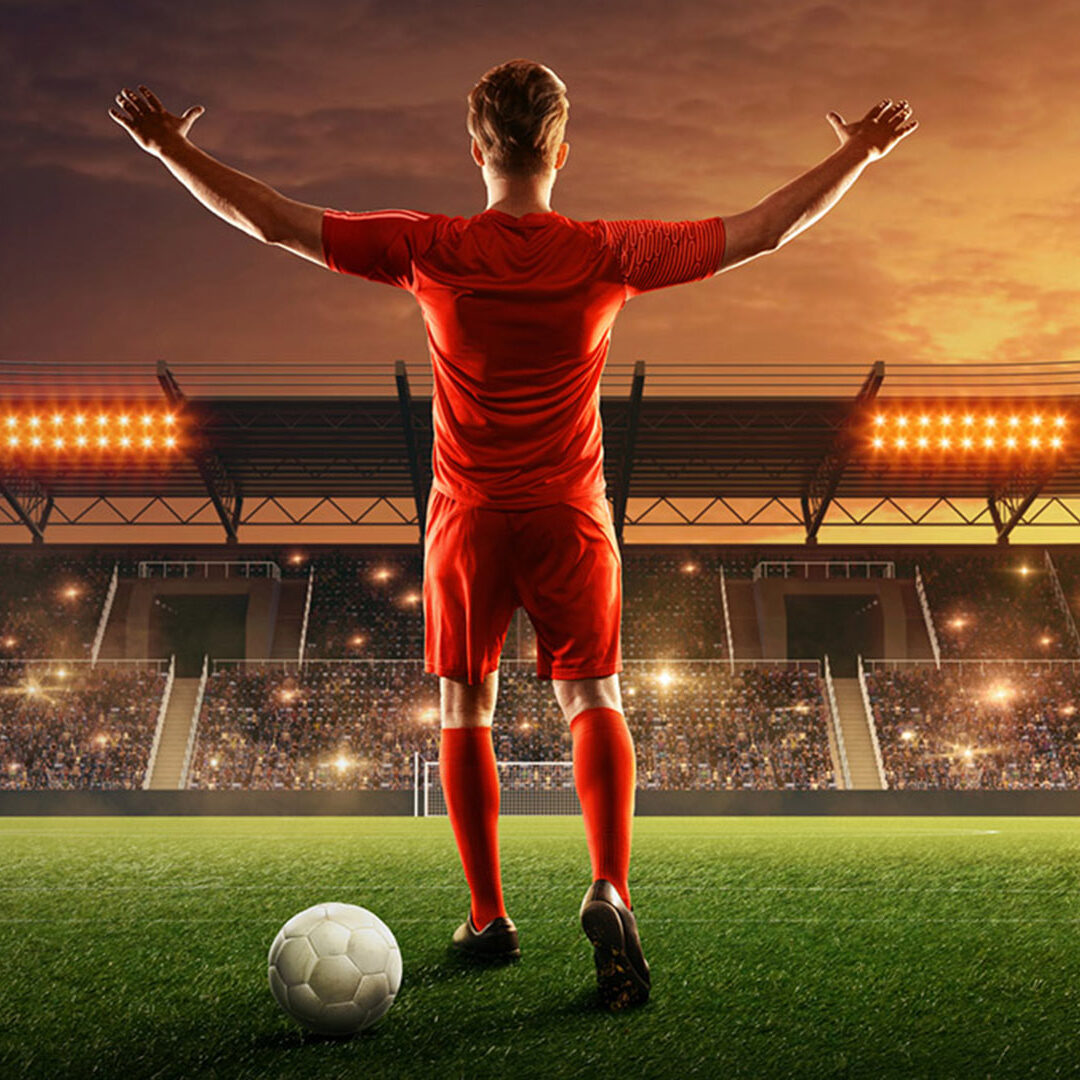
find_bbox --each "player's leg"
[439,670,507,932]
[510,494,648,1005]
[554,673,649,1008]
[552,674,634,908]
[423,490,519,958]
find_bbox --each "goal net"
[420,760,580,816]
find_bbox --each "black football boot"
[451,912,521,962]
[579,879,650,1009]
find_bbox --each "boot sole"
[580,899,650,1009]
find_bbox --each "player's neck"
[483,175,556,217]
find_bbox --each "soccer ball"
[268,901,402,1036]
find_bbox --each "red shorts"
[423,487,623,684]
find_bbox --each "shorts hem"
[425,664,497,684]
[537,665,623,681]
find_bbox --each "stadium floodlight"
[1,406,183,456]
[864,407,1069,456]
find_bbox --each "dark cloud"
[2,0,1079,385]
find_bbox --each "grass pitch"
[1,816,1079,1079]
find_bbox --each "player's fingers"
[866,99,892,122]
[107,106,129,126]
[138,84,165,113]
[120,87,146,115]
[115,91,139,118]
[895,119,919,136]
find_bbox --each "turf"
[2,817,1080,1079]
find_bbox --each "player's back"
[321,206,725,509]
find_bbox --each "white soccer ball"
[268,901,403,1036]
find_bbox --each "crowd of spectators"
[0,550,117,659]
[867,662,1080,789]
[187,660,834,791]
[7,543,1080,793]
[1050,551,1080,629]
[621,552,729,658]
[302,552,425,660]
[296,548,736,662]
[0,662,167,789]
[916,551,1070,659]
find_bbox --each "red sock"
[440,726,506,929]
[570,707,635,908]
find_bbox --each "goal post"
[419,760,581,816]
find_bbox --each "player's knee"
[553,674,622,723]
[440,672,498,727]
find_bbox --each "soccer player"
[109,62,917,1010]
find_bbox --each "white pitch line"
[0,915,1079,926]
[0,883,1074,893]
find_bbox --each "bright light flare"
[1,407,183,455]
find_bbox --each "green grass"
[2,817,1080,1079]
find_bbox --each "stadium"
[6,4,1080,1073]
[3,357,1080,1076]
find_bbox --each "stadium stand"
[866,662,1080,789]
[4,544,1080,792]
[0,661,168,789]
[915,551,1070,659]
[0,550,117,659]
[187,660,833,791]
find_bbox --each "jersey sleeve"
[321,208,434,289]
[599,217,726,298]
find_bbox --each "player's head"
[466,59,569,179]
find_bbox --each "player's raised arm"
[108,84,328,267]
[717,98,918,274]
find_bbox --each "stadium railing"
[863,657,1080,672]
[298,565,315,666]
[137,560,282,580]
[719,565,735,672]
[822,654,852,790]
[178,654,209,790]
[142,654,176,790]
[856,655,887,788]
[0,657,171,674]
[1044,550,1080,657]
[914,565,942,669]
[752,560,896,580]
[90,561,119,667]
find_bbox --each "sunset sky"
[1,0,1079,542]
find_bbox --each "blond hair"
[466,59,569,177]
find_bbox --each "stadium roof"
[2,360,1079,544]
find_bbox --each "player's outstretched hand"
[825,99,918,160]
[108,85,205,155]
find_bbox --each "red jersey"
[322,207,725,509]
